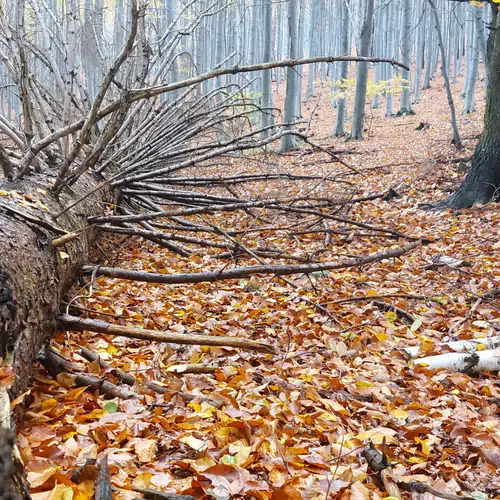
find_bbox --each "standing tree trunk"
[334,0,350,136]
[306,0,318,99]
[350,0,375,140]
[442,3,500,208]
[423,7,434,89]
[463,4,479,114]
[413,1,426,103]
[385,0,395,116]
[261,0,274,137]
[399,0,412,115]
[280,0,299,153]
[427,0,462,150]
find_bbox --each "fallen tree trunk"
[0,173,109,497]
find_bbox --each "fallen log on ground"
[82,241,420,284]
[0,173,109,497]
[60,314,275,353]
[403,335,500,358]
[414,349,500,373]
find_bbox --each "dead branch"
[371,300,416,324]
[324,293,429,305]
[132,488,195,500]
[78,348,220,405]
[95,455,112,500]
[0,203,67,235]
[38,346,138,399]
[59,314,276,353]
[82,241,420,285]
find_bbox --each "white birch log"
[415,349,500,373]
[403,335,500,358]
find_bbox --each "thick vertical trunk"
[295,0,305,116]
[385,0,394,116]
[443,6,500,208]
[423,8,434,89]
[413,1,426,103]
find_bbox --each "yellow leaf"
[356,380,374,388]
[390,409,409,420]
[59,251,70,260]
[132,472,153,489]
[227,443,252,466]
[74,480,94,500]
[179,435,207,451]
[40,398,58,411]
[386,311,398,322]
[106,344,118,355]
[32,485,73,500]
[356,427,397,444]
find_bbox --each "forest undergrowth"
[17,73,500,499]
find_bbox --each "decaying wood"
[371,300,416,325]
[38,347,138,399]
[363,442,476,500]
[78,348,220,406]
[132,488,195,500]
[95,455,112,500]
[414,349,500,373]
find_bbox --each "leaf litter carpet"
[18,77,500,499]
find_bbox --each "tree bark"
[0,173,108,496]
[350,0,375,140]
[441,3,500,208]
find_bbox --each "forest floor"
[17,73,500,499]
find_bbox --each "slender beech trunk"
[464,5,479,114]
[334,0,350,136]
[350,0,374,140]
[399,0,412,114]
[261,0,274,137]
[427,0,462,149]
[280,0,299,152]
